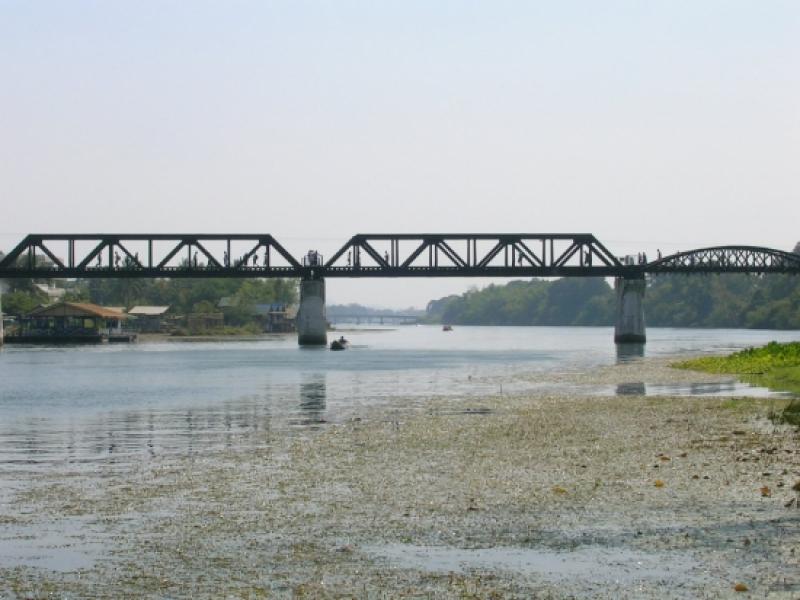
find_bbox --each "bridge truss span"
[0,234,302,279]
[646,246,800,274]
[323,233,624,277]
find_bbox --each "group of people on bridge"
[101,251,141,269]
[222,251,269,269]
[90,245,670,271]
[621,250,663,266]
[94,249,275,270]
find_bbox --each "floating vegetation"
[675,342,800,427]
[1,359,799,597]
[673,342,800,375]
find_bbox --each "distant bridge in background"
[1,233,798,345]
[328,313,421,325]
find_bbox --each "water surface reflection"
[293,373,327,427]
[611,380,792,398]
[616,382,646,395]
[2,326,799,470]
[616,343,645,364]
[1,375,339,471]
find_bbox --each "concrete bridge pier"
[297,277,327,346]
[614,277,646,344]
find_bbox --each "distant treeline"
[425,278,614,326]
[1,277,297,325]
[425,273,800,330]
[0,248,298,322]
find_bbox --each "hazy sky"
[1,1,798,307]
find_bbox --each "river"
[0,325,798,471]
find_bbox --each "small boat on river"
[442,325,453,331]
[330,336,349,351]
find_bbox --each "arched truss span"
[647,246,800,273]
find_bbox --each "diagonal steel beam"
[476,240,505,268]
[513,240,543,267]
[0,235,35,268]
[35,242,65,269]
[359,240,389,268]
[401,239,433,268]
[156,240,189,269]
[324,236,358,267]
[552,241,582,267]
[115,240,142,268]
[193,240,221,268]
[436,241,467,267]
[266,236,302,269]
[78,239,111,269]
[587,237,622,267]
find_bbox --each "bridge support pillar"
[297,278,327,346]
[614,277,646,344]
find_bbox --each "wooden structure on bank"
[127,306,170,332]
[253,303,297,333]
[6,302,136,343]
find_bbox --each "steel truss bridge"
[328,313,421,325]
[1,233,799,280]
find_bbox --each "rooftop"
[128,306,170,316]
[29,302,128,319]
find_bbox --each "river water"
[0,326,798,470]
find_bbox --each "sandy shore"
[1,357,798,598]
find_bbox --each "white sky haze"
[1,1,798,307]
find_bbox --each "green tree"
[2,289,48,316]
[646,273,800,329]
[427,278,614,326]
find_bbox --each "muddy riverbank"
[1,356,798,598]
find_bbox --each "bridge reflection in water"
[329,314,420,325]
[294,374,327,427]
[613,380,787,398]
[616,343,646,364]
[0,375,333,469]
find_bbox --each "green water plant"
[673,341,800,427]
